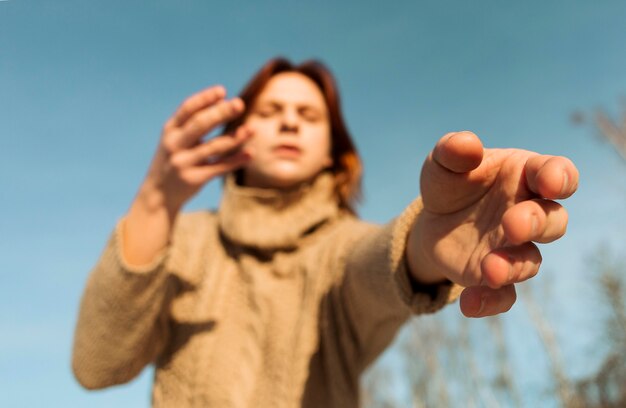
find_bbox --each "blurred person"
[72,57,579,407]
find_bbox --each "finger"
[172,126,253,168]
[177,98,245,149]
[480,243,542,289]
[185,150,252,184]
[502,199,568,245]
[421,131,489,214]
[167,85,227,130]
[524,155,579,199]
[198,126,254,164]
[432,131,484,173]
[460,285,517,318]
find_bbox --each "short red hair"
[223,57,362,214]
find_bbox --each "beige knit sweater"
[72,172,462,407]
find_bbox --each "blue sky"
[1,1,626,406]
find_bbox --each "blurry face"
[242,72,333,189]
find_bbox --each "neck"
[240,170,321,191]
[218,171,340,251]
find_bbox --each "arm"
[302,209,462,406]
[72,85,253,389]
[71,215,176,389]
[309,131,579,395]
[71,210,215,389]
[337,205,463,370]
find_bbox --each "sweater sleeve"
[339,197,464,371]
[301,198,465,406]
[71,213,197,390]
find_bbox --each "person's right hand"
[123,85,252,267]
[141,85,253,214]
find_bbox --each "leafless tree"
[572,249,626,407]
[572,98,626,159]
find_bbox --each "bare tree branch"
[520,283,579,408]
[595,110,626,160]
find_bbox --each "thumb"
[432,131,483,173]
[420,131,488,214]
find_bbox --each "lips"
[273,144,302,157]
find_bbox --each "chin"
[244,166,320,190]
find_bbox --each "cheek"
[244,115,267,132]
[313,128,332,159]
[245,123,274,150]
[300,133,332,170]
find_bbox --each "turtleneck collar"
[217,172,340,251]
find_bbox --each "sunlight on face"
[242,72,333,189]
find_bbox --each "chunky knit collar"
[217,172,340,251]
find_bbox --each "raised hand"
[406,131,579,318]
[123,86,253,266]
[143,85,254,213]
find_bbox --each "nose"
[279,108,299,134]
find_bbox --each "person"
[72,57,579,407]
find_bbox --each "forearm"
[123,183,180,267]
[72,219,173,389]
[335,210,460,368]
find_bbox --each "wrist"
[134,182,180,221]
[406,221,448,285]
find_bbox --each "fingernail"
[215,85,226,97]
[506,254,514,281]
[444,132,458,146]
[560,170,569,195]
[476,295,486,316]
[231,98,244,112]
[530,215,538,236]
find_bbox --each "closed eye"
[254,102,281,118]
[299,106,323,122]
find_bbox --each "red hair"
[223,57,362,214]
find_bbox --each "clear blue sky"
[1,1,625,406]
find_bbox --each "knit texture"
[72,172,463,407]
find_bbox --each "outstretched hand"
[406,131,579,318]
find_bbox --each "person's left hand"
[406,131,579,317]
